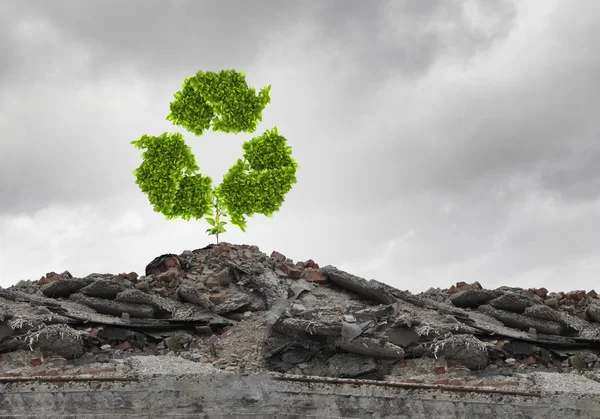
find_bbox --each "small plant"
[131,69,299,243]
[209,342,219,358]
[167,332,182,352]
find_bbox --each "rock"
[566,290,586,302]
[489,292,536,314]
[431,334,488,371]
[321,265,396,304]
[385,327,420,347]
[587,304,600,323]
[178,286,214,310]
[145,253,190,276]
[326,354,379,378]
[30,324,85,360]
[214,268,232,287]
[205,277,220,289]
[209,292,226,305]
[270,251,286,262]
[80,279,126,299]
[0,324,14,341]
[448,289,503,308]
[545,298,559,309]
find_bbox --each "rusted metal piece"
[272,374,542,398]
[0,375,140,383]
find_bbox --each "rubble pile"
[2,242,600,387]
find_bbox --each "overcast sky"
[1,0,599,293]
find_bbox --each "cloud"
[2,0,600,294]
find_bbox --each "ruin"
[2,242,600,418]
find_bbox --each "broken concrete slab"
[489,292,538,314]
[80,278,126,299]
[449,289,503,308]
[478,304,563,335]
[69,293,155,319]
[178,285,214,310]
[39,277,93,298]
[321,265,396,304]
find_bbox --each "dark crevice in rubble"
[2,243,600,383]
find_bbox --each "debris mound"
[2,243,600,386]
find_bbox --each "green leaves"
[132,69,298,241]
[166,69,271,136]
[131,132,213,220]
[217,127,299,230]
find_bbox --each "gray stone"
[30,324,85,360]
[385,327,420,347]
[326,354,379,378]
[586,304,600,323]
[431,334,488,370]
[215,268,232,287]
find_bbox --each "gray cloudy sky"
[1,0,599,293]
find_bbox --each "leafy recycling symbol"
[131,69,299,241]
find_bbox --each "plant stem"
[213,194,220,244]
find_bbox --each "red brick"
[30,358,43,367]
[34,369,61,377]
[116,341,132,350]
[0,372,21,377]
[475,381,519,388]
[303,269,328,283]
[88,368,117,375]
[395,359,409,368]
[519,355,537,365]
[302,259,319,269]
[448,379,465,386]
[434,366,447,375]
[287,266,304,279]
[434,379,450,385]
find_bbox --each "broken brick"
[303,268,328,283]
[210,292,226,305]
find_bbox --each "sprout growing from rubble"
[131,69,299,243]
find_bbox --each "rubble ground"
[3,242,600,391]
